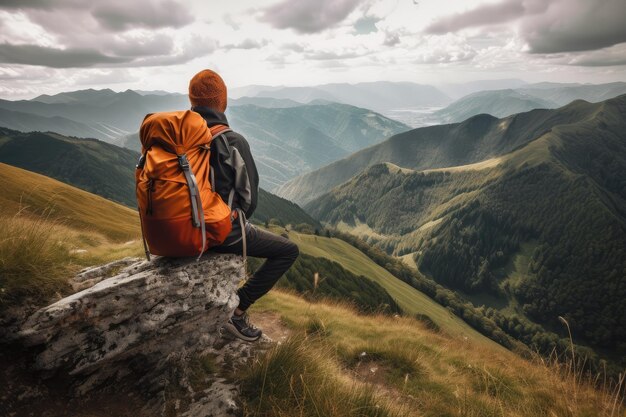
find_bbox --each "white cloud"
[0,0,624,98]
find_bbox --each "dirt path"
[251,310,293,343]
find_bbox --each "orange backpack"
[136,110,232,259]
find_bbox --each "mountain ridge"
[277,96,621,205]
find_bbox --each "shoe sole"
[222,323,262,342]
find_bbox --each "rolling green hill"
[0,159,501,351]
[305,95,626,363]
[0,127,139,206]
[254,189,321,228]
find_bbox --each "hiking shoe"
[223,312,262,342]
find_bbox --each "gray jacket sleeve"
[222,133,259,218]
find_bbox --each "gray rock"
[9,253,278,416]
[20,253,245,376]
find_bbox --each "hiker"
[188,69,299,342]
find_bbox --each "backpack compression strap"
[177,153,206,261]
[136,151,152,261]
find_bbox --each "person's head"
[188,69,227,112]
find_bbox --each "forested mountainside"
[305,95,626,361]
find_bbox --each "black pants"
[213,224,299,311]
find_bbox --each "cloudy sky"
[1,0,625,99]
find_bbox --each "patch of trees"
[419,164,626,352]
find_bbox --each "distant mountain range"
[435,82,626,123]
[435,89,558,123]
[247,81,452,112]
[0,89,188,142]
[285,95,626,358]
[0,89,409,190]
[0,127,317,228]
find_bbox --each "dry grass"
[0,163,143,309]
[245,290,625,417]
[0,211,72,308]
[0,209,143,310]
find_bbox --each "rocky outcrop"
[4,253,271,417]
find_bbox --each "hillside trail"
[250,310,293,343]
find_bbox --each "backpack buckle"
[177,154,190,171]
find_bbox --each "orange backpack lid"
[140,110,208,155]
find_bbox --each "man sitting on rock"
[188,69,299,342]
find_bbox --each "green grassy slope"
[0,162,139,241]
[0,163,143,308]
[286,230,506,348]
[243,290,622,417]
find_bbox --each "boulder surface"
[2,253,268,416]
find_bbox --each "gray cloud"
[0,0,83,9]
[0,35,215,68]
[223,14,240,30]
[561,44,626,67]
[425,0,525,34]
[0,0,194,32]
[523,0,626,53]
[0,43,130,68]
[223,39,269,50]
[92,0,194,31]
[281,42,306,53]
[414,48,477,64]
[306,50,363,60]
[425,0,626,54]
[570,56,626,67]
[123,37,217,67]
[260,0,362,33]
[104,34,175,57]
[383,32,400,47]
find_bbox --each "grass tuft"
[0,211,72,309]
[240,335,405,417]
